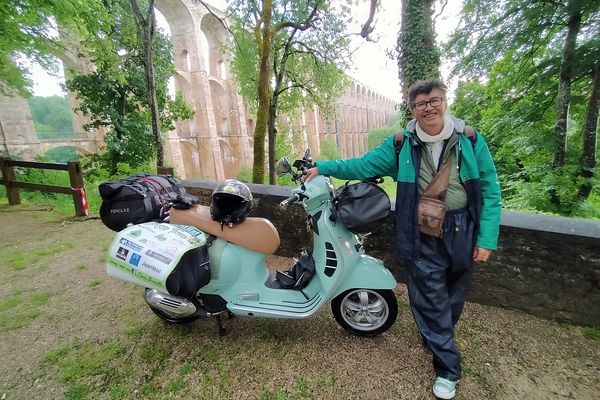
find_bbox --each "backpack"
[99,173,195,232]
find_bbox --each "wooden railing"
[0,157,88,216]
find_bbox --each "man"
[304,79,501,399]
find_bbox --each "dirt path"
[0,204,599,400]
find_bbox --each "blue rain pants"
[405,208,475,381]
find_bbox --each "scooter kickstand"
[214,314,226,337]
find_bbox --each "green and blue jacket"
[316,116,502,260]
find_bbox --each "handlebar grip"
[279,194,299,207]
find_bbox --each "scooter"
[105,150,398,336]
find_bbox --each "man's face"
[411,89,447,135]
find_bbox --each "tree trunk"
[577,61,600,200]
[552,7,581,168]
[268,101,278,184]
[130,0,163,168]
[397,0,439,122]
[252,0,273,183]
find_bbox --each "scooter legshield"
[331,255,397,298]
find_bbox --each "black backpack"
[99,173,194,231]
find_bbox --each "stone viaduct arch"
[0,1,399,179]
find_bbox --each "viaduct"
[0,0,399,180]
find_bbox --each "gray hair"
[408,79,447,106]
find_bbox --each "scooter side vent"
[324,242,337,277]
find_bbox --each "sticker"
[129,253,141,267]
[140,261,162,274]
[119,238,142,252]
[173,225,204,237]
[128,229,142,237]
[145,250,172,264]
[116,247,129,261]
[155,234,168,241]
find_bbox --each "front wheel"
[331,289,398,337]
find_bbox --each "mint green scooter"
[106,151,398,336]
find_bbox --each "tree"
[65,0,194,174]
[396,0,440,117]
[130,0,164,167]
[28,95,74,138]
[227,0,353,184]
[0,0,106,96]
[446,0,600,214]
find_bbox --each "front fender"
[332,255,397,298]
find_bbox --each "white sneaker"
[432,377,458,399]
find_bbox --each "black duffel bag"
[329,178,391,234]
[99,173,194,231]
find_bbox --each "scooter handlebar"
[279,194,300,208]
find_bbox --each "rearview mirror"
[303,149,312,162]
[275,156,292,176]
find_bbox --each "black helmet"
[210,179,253,226]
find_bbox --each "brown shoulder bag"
[417,160,451,237]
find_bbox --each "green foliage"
[28,96,74,138]
[227,0,355,182]
[450,54,600,217]
[317,137,342,161]
[396,0,440,100]
[65,0,194,174]
[0,0,108,96]
[582,326,600,341]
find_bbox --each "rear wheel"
[331,289,397,337]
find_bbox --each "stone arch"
[180,140,201,178]
[201,13,228,78]
[209,79,230,137]
[218,138,236,177]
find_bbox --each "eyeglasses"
[411,96,444,111]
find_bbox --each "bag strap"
[394,132,405,168]
[422,159,452,201]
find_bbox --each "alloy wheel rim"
[340,289,389,331]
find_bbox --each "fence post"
[0,157,21,205]
[67,161,86,216]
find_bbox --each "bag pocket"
[417,197,447,237]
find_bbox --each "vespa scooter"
[105,151,398,336]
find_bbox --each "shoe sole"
[433,387,455,399]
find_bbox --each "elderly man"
[304,79,502,399]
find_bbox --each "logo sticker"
[145,250,171,264]
[155,234,167,241]
[116,246,129,261]
[128,229,142,237]
[119,238,143,252]
[129,253,141,267]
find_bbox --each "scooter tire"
[331,288,398,337]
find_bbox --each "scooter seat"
[169,205,280,254]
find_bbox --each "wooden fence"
[0,157,88,216]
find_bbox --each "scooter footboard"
[331,255,397,298]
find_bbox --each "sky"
[31,0,461,102]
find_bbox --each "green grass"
[89,279,102,287]
[582,326,600,340]
[8,251,27,270]
[0,290,51,331]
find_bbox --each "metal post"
[0,157,21,205]
[67,161,86,216]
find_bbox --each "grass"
[0,290,51,331]
[582,326,600,340]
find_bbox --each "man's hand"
[473,247,493,263]
[302,167,320,182]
